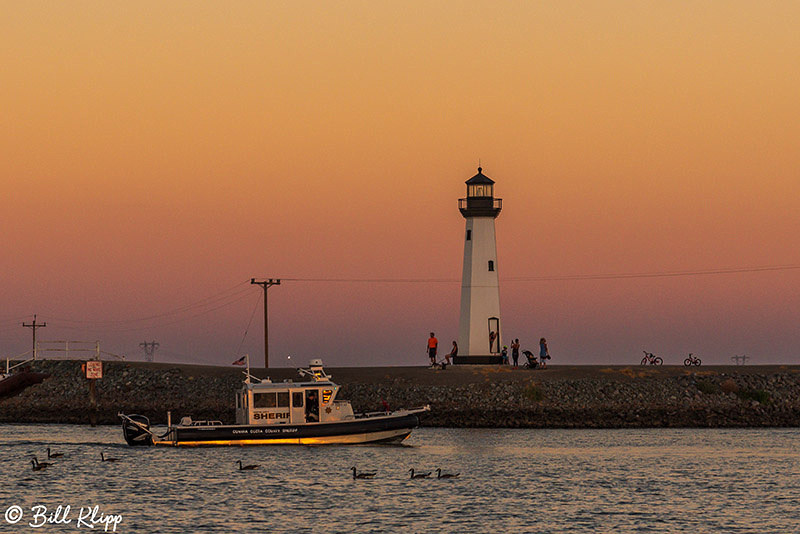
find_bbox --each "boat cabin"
[234,359,354,425]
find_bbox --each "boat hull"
[0,372,49,398]
[123,412,423,447]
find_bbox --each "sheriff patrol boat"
[120,359,429,446]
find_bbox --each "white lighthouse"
[455,167,503,364]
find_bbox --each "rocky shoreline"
[1,360,799,428]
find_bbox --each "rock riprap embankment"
[1,361,798,427]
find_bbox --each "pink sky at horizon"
[1,2,798,366]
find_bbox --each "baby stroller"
[522,350,539,369]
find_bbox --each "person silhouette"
[306,391,319,422]
[539,338,550,369]
[427,333,438,366]
[445,341,458,365]
[511,339,520,369]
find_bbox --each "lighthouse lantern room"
[455,167,503,364]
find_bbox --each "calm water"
[0,424,798,533]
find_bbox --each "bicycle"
[684,353,701,366]
[641,351,663,365]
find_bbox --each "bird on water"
[351,467,377,479]
[101,452,119,463]
[435,468,459,479]
[237,461,260,471]
[47,447,64,459]
[31,458,51,471]
[408,469,431,479]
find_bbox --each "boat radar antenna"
[297,359,331,381]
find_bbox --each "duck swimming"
[31,460,46,471]
[34,457,53,467]
[435,468,459,479]
[351,467,377,479]
[31,458,52,471]
[408,469,431,479]
[100,453,119,463]
[47,447,64,459]
[237,461,260,471]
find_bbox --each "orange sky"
[2,1,798,366]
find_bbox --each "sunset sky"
[2,1,798,367]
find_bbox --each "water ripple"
[1,426,800,532]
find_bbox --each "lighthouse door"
[488,317,500,354]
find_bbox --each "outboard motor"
[122,414,154,446]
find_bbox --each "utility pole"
[22,314,46,359]
[250,278,280,368]
[139,341,160,362]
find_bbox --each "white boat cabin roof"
[240,359,336,392]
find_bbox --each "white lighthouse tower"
[455,167,503,364]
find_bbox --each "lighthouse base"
[453,355,503,365]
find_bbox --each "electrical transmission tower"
[139,341,160,362]
[731,354,749,366]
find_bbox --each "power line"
[233,291,262,361]
[5,262,796,339]
[105,290,256,333]
[47,288,257,334]
[41,280,252,325]
[281,277,455,283]
[506,263,800,281]
[279,263,800,283]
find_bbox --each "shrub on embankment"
[1,360,799,428]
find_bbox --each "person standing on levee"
[427,332,438,366]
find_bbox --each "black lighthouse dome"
[459,167,502,218]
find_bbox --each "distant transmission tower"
[139,341,160,362]
[731,354,749,365]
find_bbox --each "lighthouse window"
[488,260,495,271]
[469,184,491,197]
[466,229,471,241]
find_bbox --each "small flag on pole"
[232,355,246,366]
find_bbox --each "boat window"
[254,392,277,408]
[292,392,304,407]
[235,393,241,409]
[277,392,289,408]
